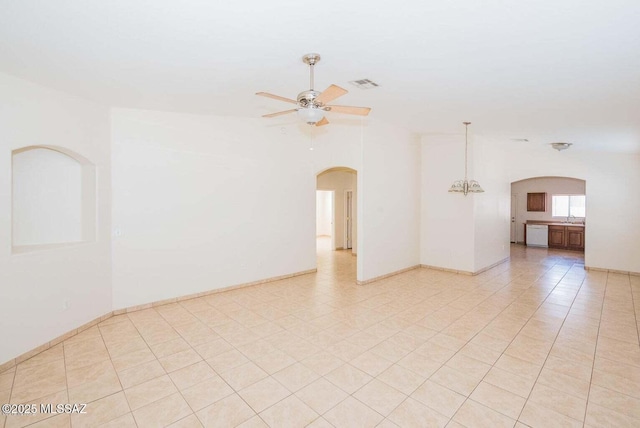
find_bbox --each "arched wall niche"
[11,145,96,253]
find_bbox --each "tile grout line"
[400,257,574,424]
[459,260,581,425]
[10,247,616,428]
[579,270,609,427]
[335,254,574,426]
[164,298,298,427]
[512,263,598,427]
[125,307,205,427]
[628,274,640,357]
[448,260,579,418]
[93,321,138,428]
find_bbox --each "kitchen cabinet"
[548,225,566,248]
[566,226,585,251]
[527,193,546,212]
[548,224,584,251]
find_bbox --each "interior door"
[510,194,517,243]
[345,191,353,249]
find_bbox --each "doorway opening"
[316,190,335,250]
[510,176,586,251]
[316,167,357,280]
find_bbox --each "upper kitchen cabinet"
[527,192,546,212]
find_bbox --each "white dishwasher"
[526,224,548,247]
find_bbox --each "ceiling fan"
[256,53,371,126]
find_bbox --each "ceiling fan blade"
[256,92,297,105]
[262,109,297,118]
[315,84,348,105]
[326,105,371,116]
[315,117,329,127]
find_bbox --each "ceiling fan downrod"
[302,53,321,91]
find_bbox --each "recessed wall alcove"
[12,146,96,253]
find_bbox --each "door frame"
[344,189,353,250]
[510,193,517,243]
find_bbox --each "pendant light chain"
[464,122,469,181]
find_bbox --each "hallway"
[1,245,639,427]
[315,236,356,286]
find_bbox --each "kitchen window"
[552,195,586,218]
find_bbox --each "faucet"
[567,215,575,223]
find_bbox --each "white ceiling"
[1,0,639,152]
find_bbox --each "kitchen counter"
[524,221,585,251]
[526,220,585,228]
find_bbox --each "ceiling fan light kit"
[256,53,371,126]
[297,107,324,125]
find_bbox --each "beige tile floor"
[2,239,640,427]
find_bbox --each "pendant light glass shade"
[297,107,325,125]
[448,179,484,195]
[448,122,484,196]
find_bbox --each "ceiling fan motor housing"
[297,90,321,108]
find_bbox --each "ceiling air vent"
[349,79,379,90]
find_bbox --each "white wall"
[111,109,319,309]
[315,190,332,236]
[112,111,422,308]
[421,131,640,274]
[361,122,421,280]
[511,177,586,243]
[473,135,510,272]
[421,135,476,272]
[0,73,112,365]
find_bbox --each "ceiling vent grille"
[349,79,379,89]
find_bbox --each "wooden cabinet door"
[548,226,565,248]
[566,227,585,250]
[527,193,546,212]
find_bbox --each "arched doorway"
[316,167,358,281]
[511,176,586,252]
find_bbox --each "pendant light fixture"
[448,121,484,195]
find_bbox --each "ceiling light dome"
[551,142,572,151]
[297,107,325,125]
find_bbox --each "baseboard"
[0,311,115,374]
[0,267,317,374]
[356,265,420,285]
[474,257,511,275]
[585,266,640,276]
[114,268,318,314]
[421,257,510,277]
[421,265,473,276]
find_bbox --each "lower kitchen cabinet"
[548,226,566,248]
[548,225,584,251]
[566,226,585,250]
